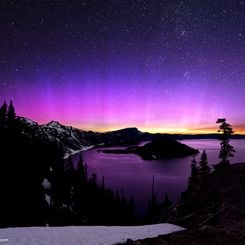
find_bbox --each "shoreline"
[63,145,95,160]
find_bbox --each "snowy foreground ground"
[0,224,185,245]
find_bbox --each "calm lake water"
[74,139,245,215]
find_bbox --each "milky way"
[0,0,244,133]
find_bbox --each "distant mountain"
[145,133,245,140]
[17,117,143,158]
[171,133,245,140]
[1,116,139,227]
[104,127,142,146]
[16,117,245,159]
[18,117,94,158]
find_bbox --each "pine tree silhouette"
[0,101,7,127]
[7,100,16,127]
[216,118,235,167]
[162,193,172,210]
[199,150,211,183]
[0,101,138,226]
[188,155,200,190]
[147,192,160,224]
[77,154,86,182]
[146,175,161,223]
[100,176,105,194]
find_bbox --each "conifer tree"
[7,100,16,126]
[115,191,121,203]
[126,196,136,224]
[199,150,211,182]
[146,175,160,223]
[91,173,97,185]
[100,176,105,194]
[216,118,235,166]
[129,196,135,214]
[147,192,159,224]
[65,158,75,177]
[64,158,76,206]
[188,155,199,190]
[162,193,172,209]
[0,101,7,127]
[77,154,85,182]
[84,164,88,182]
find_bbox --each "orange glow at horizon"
[72,123,245,135]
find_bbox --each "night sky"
[0,0,244,133]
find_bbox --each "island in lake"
[101,136,199,160]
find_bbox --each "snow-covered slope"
[41,120,93,156]
[17,117,143,158]
[0,224,185,245]
[18,117,96,157]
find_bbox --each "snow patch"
[45,194,51,205]
[0,224,185,245]
[18,117,38,127]
[42,179,51,190]
[63,145,95,159]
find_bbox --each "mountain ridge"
[17,117,144,158]
[18,117,245,139]
[17,117,245,159]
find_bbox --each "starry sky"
[0,0,245,133]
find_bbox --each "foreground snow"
[0,224,185,245]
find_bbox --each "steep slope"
[126,163,245,244]
[17,117,94,157]
[166,163,245,228]
[17,117,143,158]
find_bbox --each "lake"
[74,139,245,215]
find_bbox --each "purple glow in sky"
[0,1,245,133]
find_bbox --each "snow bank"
[0,224,185,245]
[63,145,95,159]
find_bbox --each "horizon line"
[18,116,245,135]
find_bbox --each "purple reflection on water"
[72,139,245,215]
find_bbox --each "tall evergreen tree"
[84,164,88,182]
[7,100,16,126]
[146,175,161,223]
[91,173,97,185]
[216,118,235,166]
[0,103,138,226]
[147,192,160,224]
[161,193,172,210]
[65,158,75,176]
[199,150,211,182]
[128,196,135,214]
[100,176,105,194]
[64,158,76,207]
[188,155,199,190]
[0,101,7,127]
[77,154,85,182]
